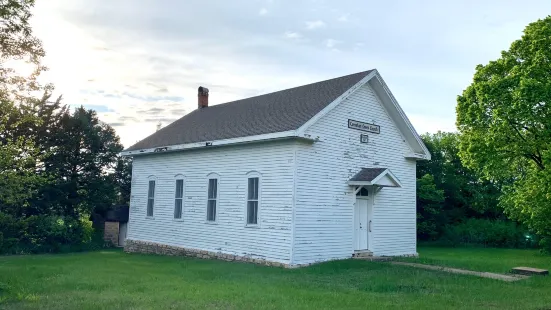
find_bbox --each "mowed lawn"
[1,247,550,310]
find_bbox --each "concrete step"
[512,267,549,276]
[355,256,393,262]
[352,251,373,258]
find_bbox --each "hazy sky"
[31,1,551,147]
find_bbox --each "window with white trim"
[174,179,184,219]
[147,180,155,217]
[207,178,217,221]
[247,177,259,225]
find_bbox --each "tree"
[0,0,128,253]
[0,98,48,215]
[113,157,132,206]
[39,106,124,218]
[456,16,551,250]
[419,132,502,220]
[416,132,503,241]
[0,0,47,97]
[416,174,444,240]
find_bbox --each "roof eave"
[121,130,312,157]
[348,168,402,188]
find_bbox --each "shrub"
[0,212,103,254]
[440,218,536,248]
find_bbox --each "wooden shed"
[103,205,129,247]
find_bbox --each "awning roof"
[347,168,402,188]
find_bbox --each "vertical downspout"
[290,145,298,266]
[126,157,136,243]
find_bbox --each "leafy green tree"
[40,106,124,218]
[0,0,127,253]
[0,0,48,97]
[456,16,551,250]
[113,157,132,206]
[419,132,502,220]
[416,174,444,240]
[0,97,48,216]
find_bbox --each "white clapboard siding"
[293,82,417,264]
[128,140,296,263]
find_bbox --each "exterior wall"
[293,82,417,265]
[104,221,120,246]
[127,140,295,264]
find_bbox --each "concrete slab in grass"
[391,262,529,282]
[512,267,548,276]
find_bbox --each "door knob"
[369,220,372,232]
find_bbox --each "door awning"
[347,168,402,188]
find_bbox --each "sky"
[30,0,551,147]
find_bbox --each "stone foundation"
[124,239,290,268]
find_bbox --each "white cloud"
[284,31,302,39]
[29,0,551,146]
[324,38,341,48]
[337,14,349,22]
[259,8,268,16]
[305,20,326,30]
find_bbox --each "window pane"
[208,179,217,199]
[174,199,182,219]
[247,201,258,224]
[248,177,258,200]
[148,180,155,198]
[175,179,184,198]
[213,179,217,198]
[147,199,154,217]
[207,200,216,221]
[356,187,369,197]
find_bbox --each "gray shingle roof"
[125,70,373,151]
[349,168,388,182]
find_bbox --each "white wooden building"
[122,70,430,267]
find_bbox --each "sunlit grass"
[0,247,550,309]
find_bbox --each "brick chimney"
[198,86,209,109]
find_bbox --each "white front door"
[354,198,369,250]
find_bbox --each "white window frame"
[206,173,219,223]
[146,176,156,218]
[173,175,184,221]
[245,171,261,227]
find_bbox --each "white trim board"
[122,131,314,157]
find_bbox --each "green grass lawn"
[406,246,551,273]
[0,247,550,310]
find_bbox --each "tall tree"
[456,16,551,250]
[416,174,444,240]
[39,107,124,218]
[0,96,48,216]
[113,157,132,206]
[0,0,47,97]
[419,132,502,218]
[416,132,501,240]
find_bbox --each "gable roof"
[349,168,388,182]
[122,69,430,160]
[348,168,402,187]
[125,70,373,152]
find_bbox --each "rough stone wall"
[104,221,119,246]
[124,239,296,268]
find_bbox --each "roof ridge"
[202,70,373,110]
[124,69,374,152]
